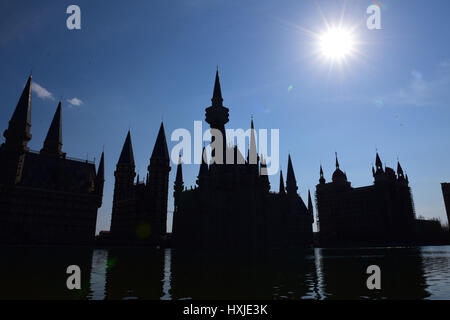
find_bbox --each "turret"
[113,131,136,201]
[373,152,386,183]
[319,165,326,184]
[308,190,314,216]
[174,154,184,211]
[375,152,383,173]
[332,153,348,183]
[0,76,33,184]
[279,170,286,195]
[247,118,259,169]
[196,147,209,187]
[2,75,32,152]
[95,151,105,206]
[286,155,298,195]
[147,122,171,241]
[205,69,229,163]
[40,101,64,157]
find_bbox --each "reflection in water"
[87,249,108,300]
[318,247,430,299]
[0,246,93,300]
[161,249,172,300]
[1,246,450,299]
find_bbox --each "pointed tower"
[319,165,326,184]
[279,170,286,195]
[147,122,172,242]
[174,154,184,193]
[95,151,105,206]
[2,75,33,152]
[174,154,184,212]
[40,101,64,157]
[332,153,348,184]
[397,161,407,184]
[197,147,209,187]
[373,152,386,183]
[0,76,33,184]
[286,155,298,195]
[113,131,136,202]
[247,118,259,168]
[308,190,314,216]
[205,69,230,163]
[375,152,383,173]
[335,152,340,169]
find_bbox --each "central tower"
[205,69,229,161]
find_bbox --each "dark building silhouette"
[0,76,104,245]
[109,124,171,245]
[441,183,450,231]
[316,153,416,246]
[172,70,313,253]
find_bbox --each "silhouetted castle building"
[172,70,314,253]
[109,124,171,245]
[316,153,416,246]
[0,76,104,245]
[441,183,450,231]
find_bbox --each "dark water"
[0,246,449,300]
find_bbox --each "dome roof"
[332,168,347,183]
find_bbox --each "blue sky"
[1,0,450,233]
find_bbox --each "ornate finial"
[335,152,339,169]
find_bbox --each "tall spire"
[397,161,406,181]
[3,75,33,150]
[335,152,340,169]
[286,154,298,194]
[375,152,383,171]
[151,122,170,160]
[211,68,223,107]
[319,165,326,184]
[175,154,183,184]
[308,190,313,215]
[41,101,63,156]
[397,161,404,175]
[97,151,105,182]
[248,117,259,166]
[95,151,105,206]
[118,131,135,165]
[279,170,286,195]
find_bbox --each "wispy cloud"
[32,82,54,101]
[375,60,450,108]
[67,97,83,107]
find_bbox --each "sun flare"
[319,27,355,61]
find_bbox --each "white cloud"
[376,61,450,108]
[67,97,83,107]
[32,82,54,100]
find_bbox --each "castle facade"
[0,76,104,245]
[172,71,314,252]
[316,153,416,246]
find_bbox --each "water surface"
[1,246,449,300]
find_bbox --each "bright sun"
[319,27,355,61]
